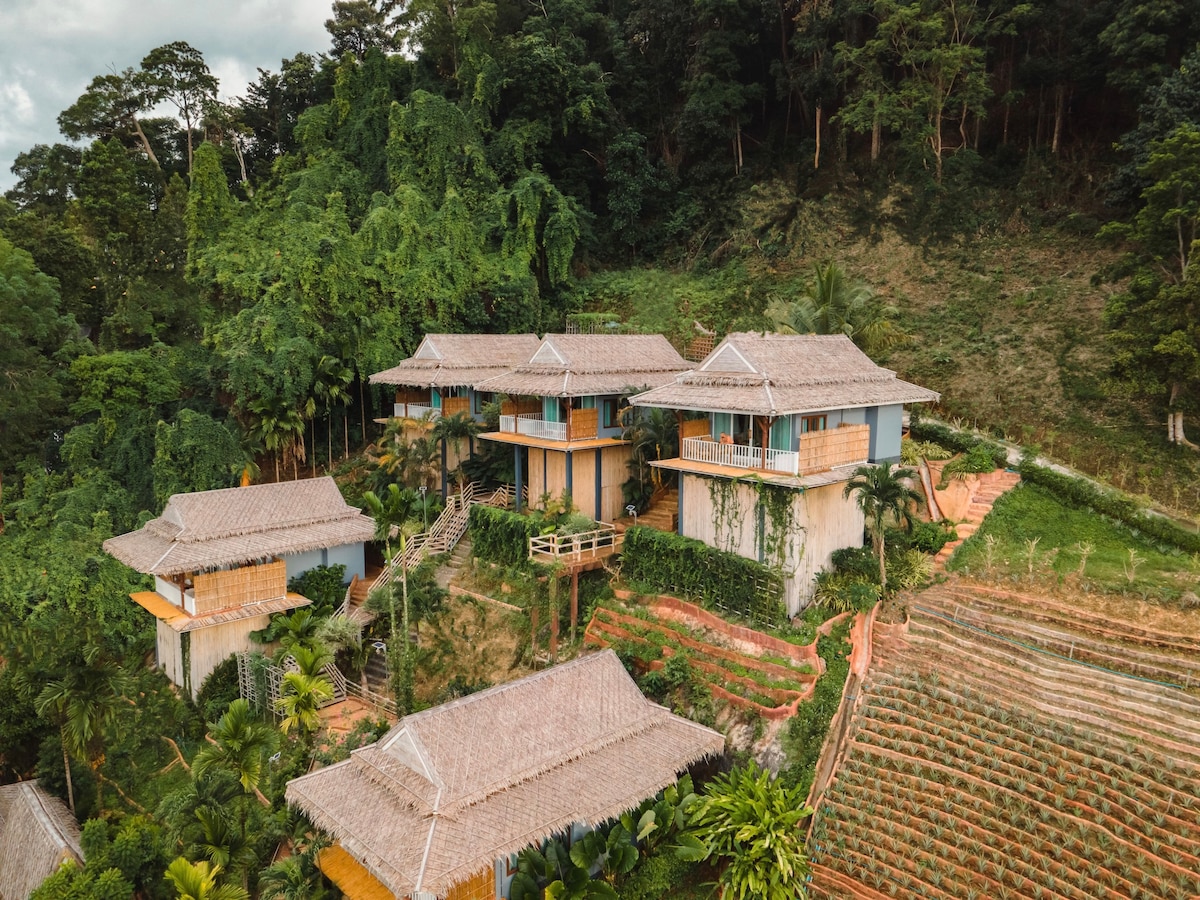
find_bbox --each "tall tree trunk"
[1051,83,1065,156]
[871,116,881,161]
[814,105,822,169]
[130,116,161,169]
[61,732,76,815]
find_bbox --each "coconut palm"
[165,857,249,900]
[34,641,133,815]
[288,643,334,677]
[842,460,923,593]
[771,262,905,358]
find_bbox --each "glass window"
[801,414,827,434]
[603,399,620,429]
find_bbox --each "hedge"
[1017,460,1200,554]
[620,526,786,626]
[468,504,537,566]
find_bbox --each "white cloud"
[0,0,333,191]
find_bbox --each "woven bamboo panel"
[395,389,428,404]
[569,407,599,440]
[193,560,287,613]
[680,418,711,439]
[797,423,870,473]
[501,399,541,417]
[442,396,470,417]
[446,867,494,900]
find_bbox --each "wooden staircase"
[933,469,1022,569]
[619,487,679,533]
[342,483,512,625]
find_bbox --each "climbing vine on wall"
[756,480,802,573]
[706,477,746,553]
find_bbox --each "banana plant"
[568,822,637,885]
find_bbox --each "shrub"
[813,571,880,614]
[779,620,852,797]
[195,654,241,723]
[619,853,700,900]
[621,527,786,626]
[831,546,878,581]
[886,548,934,590]
[908,420,1008,468]
[287,564,348,617]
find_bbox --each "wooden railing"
[393,402,440,420]
[529,525,624,561]
[500,413,569,442]
[357,482,515,606]
[681,437,800,475]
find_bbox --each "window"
[603,399,620,429]
[472,391,494,414]
[801,415,827,434]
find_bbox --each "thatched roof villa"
[286,650,725,900]
[370,334,541,422]
[476,335,691,521]
[103,477,376,696]
[0,781,83,900]
[627,333,940,615]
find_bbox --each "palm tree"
[277,671,333,747]
[35,641,133,815]
[165,857,249,900]
[190,807,258,885]
[313,354,353,466]
[270,608,323,658]
[288,643,334,677]
[192,699,278,806]
[842,460,923,593]
[362,485,420,713]
[247,397,306,482]
[771,262,905,358]
[431,411,481,497]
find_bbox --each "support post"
[677,481,684,535]
[549,574,559,661]
[440,436,448,500]
[594,449,602,521]
[514,446,524,512]
[570,570,579,643]
[565,450,574,505]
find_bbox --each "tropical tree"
[247,397,306,482]
[34,640,133,815]
[288,643,334,677]
[677,765,812,900]
[140,41,219,174]
[165,857,249,900]
[430,411,481,497]
[189,807,258,885]
[842,460,923,593]
[770,262,904,357]
[276,671,334,747]
[192,699,279,805]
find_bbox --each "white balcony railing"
[393,402,441,420]
[500,414,568,442]
[681,437,800,475]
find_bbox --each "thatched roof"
[629,332,939,416]
[476,334,689,398]
[369,334,541,389]
[103,477,376,577]
[287,650,724,898]
[0,781,82,900]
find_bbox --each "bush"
[937,443,1001,487]
[885,548,934,591]
[812,571,879,614]
[195,654,241,723]
[889,519,955,555]
[621,527,786,626]
[468,504,537,566]
[619,853,700,900]
[908,420,1008,468]
[830,546,878,581]
[287,564,347,617]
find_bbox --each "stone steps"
[932,471,1021,570]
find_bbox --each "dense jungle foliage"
[2,0,1200,895]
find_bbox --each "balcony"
[392,396,470,420]
[498,407,600,443]
[681,437,800,474]
[679,423,871,477]
[393,402,440,420]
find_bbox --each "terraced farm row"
[808,598,1200,899]
[584,600,824,718]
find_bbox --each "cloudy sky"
[0,0,335,192]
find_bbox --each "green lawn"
[947,483,1200,602]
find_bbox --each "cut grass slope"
[946,482,1200,603]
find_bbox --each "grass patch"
[948,483,1200,601]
